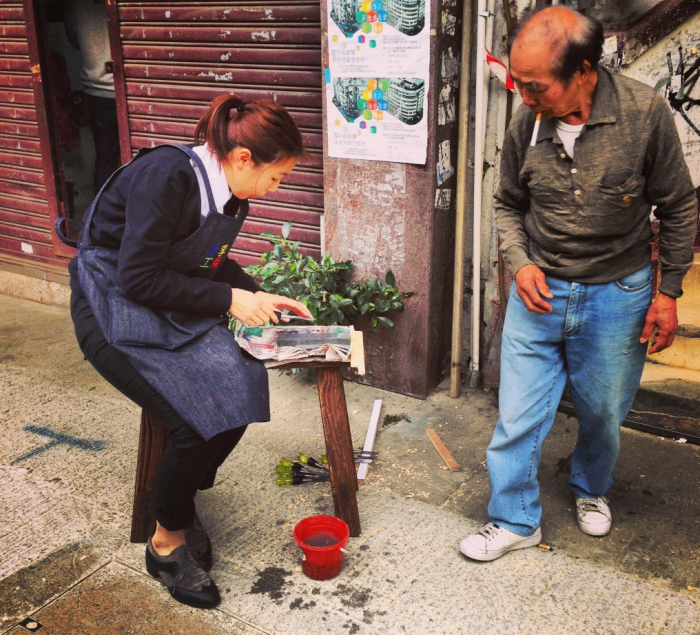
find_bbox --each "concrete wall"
[321,0,463,398]
[478,1,700,388]
[621,13,700,188]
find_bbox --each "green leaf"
[282,221,291,239]
[377,316,394,328]
[385,270,396,286]
[261,231,279,240]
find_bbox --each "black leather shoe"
[185,513,213,571]
[145,539,220,609]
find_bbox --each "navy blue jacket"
[70,146,260,314]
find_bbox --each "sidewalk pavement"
[1,292,699,635]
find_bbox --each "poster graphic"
[326,0,430,164]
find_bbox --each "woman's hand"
[229,289,311,326]
[255,291,312,324]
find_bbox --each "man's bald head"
[510,7,604,85]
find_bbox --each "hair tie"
[229,101,246,119]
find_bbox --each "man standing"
[460,7,696,561]
[66,0,121,193]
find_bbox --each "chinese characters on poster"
[326,0,430,164]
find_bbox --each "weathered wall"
[479,1,700,388]
[621,13,700,189]
[322,0,463,398]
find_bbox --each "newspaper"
[233,322,353,367]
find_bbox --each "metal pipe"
[449,0,476,399]
[467,0,494,389]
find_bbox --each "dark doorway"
[38,0,120,226]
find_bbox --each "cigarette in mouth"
[530,113,542,147]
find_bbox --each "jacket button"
[560,153,566,159]
[574,189,581,196]
[622,195,631,203]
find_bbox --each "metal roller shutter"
[111,2,324,266]
[0,1,69,267]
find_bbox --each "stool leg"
[130,410,170,543]
[316,367,361,537]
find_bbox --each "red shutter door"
[0,1,69,267]
[111,2,323,265]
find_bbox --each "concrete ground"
[1,292,699,635]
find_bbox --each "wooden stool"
[130,362,362,542]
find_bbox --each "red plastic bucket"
[293,515,350,580]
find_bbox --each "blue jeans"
[487,266,653,536]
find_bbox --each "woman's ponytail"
[195,94,304,165]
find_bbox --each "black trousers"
[70,290,247,531]
[85,94,121,194]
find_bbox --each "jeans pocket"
[615,265,652,292]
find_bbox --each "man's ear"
[577,60,593,84]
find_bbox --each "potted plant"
[245,222,413,328]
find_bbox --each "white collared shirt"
[555,120,584,159]
[191,143,233,218]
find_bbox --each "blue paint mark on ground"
[11,425,106,465]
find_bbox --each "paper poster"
[326,0,430,164]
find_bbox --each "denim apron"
[60,145,269,440]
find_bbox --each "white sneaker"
[576,496,612,536]
[460,523,542,561]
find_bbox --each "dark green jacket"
[495,67,696,298]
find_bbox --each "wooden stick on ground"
[426,428,460,472]
[357,399,382,484]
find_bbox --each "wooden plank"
[350,331,365,376]
[357,399,381,483]
[127,99,322,129]
[0,164,44,185]
[0,219,51,243]
[0,119,38,136]
[0,74,33,89]
[118,5,321,23]
[0,207,51,229]
[0,104,37,121]
[0,40,29,55]
[247,203,321,225]
[316,366,361,537]
[127,127,322,152]
[0,134,41,152]
[0,177,46,199]
[0,149,42,168]
[131,411,171,543]
[120,25,322,45]
[426,429,460,472]
[0,235,54,259]
[125,82,322,109]
[121,44,322,67]
[0,88,35,105]
[123,63,323,88]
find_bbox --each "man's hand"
[229,289,312,326]
[640,293,678,354]
[515,264,554,314]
